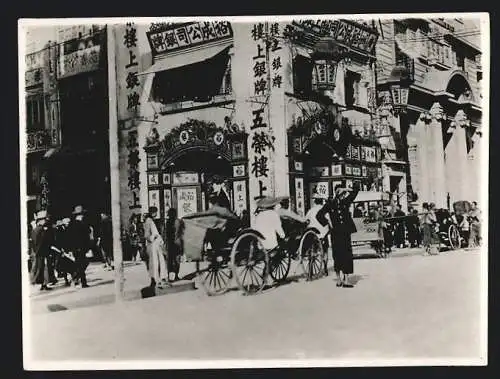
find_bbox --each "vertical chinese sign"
[115,23,144,225]
[249,22,275,205]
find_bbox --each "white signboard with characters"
[176,187,198,218]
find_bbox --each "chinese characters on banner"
[123,23,141,116]
[176,187,198,219]
[249,23,275,199]
[148,189,160,219]
[126,131,141,210]
[147,21,233,56]
[233,180,247,216]
[294,177,305,216]
[116,23,144,211]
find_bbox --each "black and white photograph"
[19,14,489,369]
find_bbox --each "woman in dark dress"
[316,182,360,288]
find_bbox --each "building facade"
[24,25,111,223]
[113,20,394,229]
[375,17,483,210]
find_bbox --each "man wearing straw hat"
[68,205,92,288]
[30,210,54,291]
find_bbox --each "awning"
[353,191,389,203]
[138,42,233,76]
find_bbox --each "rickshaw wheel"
[299,230,324,281]
[269,247,291,283]
[448,224,461,250]
[200,255,232,296]
[230,231,268,295]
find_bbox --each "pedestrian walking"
[421,202,438,255]
[144,206,168,289]
[128,214,144,262]
[68,205,92,288]
[468,201,481,247]
[97,212,114,270]
[165,207,184,282]
[316,181,360,288]
[393,205,406,248]
[406,208,420,248]
[30,210,55,291]
[54,217,73,286]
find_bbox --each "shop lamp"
[311,37,346,92]
[385,65,412,114]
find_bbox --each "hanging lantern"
[384,65,412,114]
[312,59,338,91]
[311,37,346,92]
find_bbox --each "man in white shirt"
[144,206,168,289]
[305,194,329,239]
[254,197,285,251]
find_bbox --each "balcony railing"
[27,129,60,153]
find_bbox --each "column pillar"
[428,102,447,208]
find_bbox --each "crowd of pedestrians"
[28,205,113,292]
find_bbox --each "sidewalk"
[27,245,452,314]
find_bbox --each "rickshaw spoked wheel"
[269,246,291,284]
[200,254,233,296]
[299,230,324,281]
[230,231,268,295]
[448,224,461,250]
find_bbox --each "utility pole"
[106,25,125,303]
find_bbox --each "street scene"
[21,14,487,368]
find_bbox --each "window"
[151,48,231,104]
[26,95,45,131]
[456,52,465,70]
[293,54,314,95]
[345,71,361,107]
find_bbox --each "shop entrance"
[165,150,232,218]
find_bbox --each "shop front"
[144,120,248,222]
[287,110,384,216]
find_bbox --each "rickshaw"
[434,208,462,250]
[181,203,327,296]
[350,191,390,258]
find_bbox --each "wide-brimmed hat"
[256,196,280,209]
[72,205,86,215]
[35,210,48,221]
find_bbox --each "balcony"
[27,129,60,154]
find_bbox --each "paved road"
[26,249,485,366]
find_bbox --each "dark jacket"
[68,219,91,253]
[316,183,360,235]
[212,190,231,210]
[31,225,54,258]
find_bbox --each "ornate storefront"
[144,119,248,220]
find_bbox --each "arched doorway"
[163,149,233,218]
[144,119,249,222]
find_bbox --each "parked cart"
[350,191,390,257]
